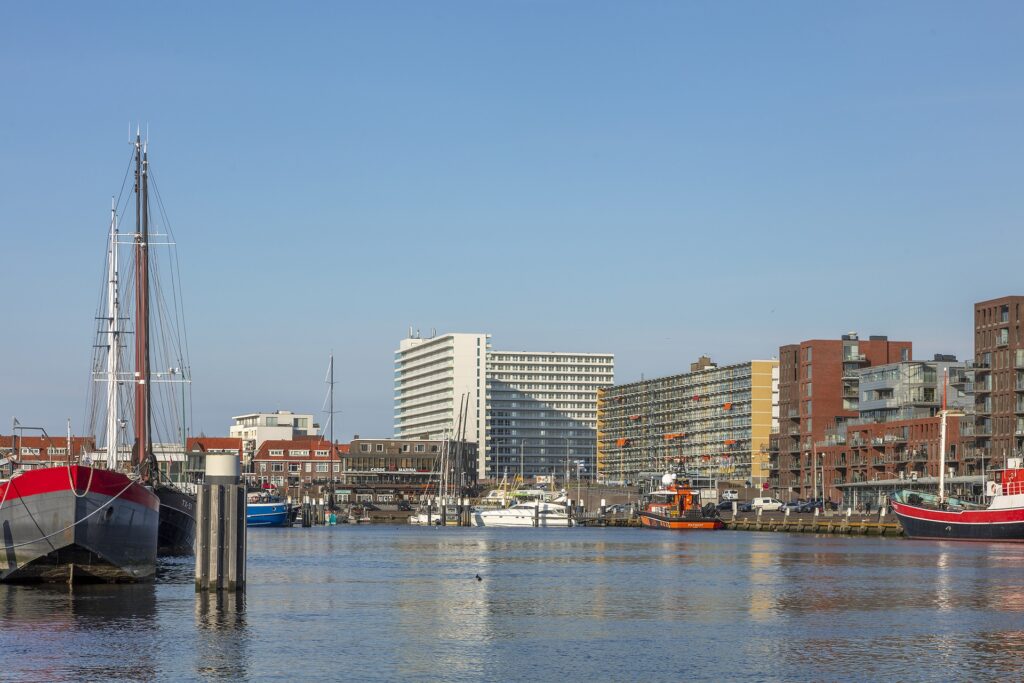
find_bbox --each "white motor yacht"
[473,501,573,527]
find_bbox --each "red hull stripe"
[891,501,1024,525]
[0,466,159,511]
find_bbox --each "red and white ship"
[0,134,169,582]
[891,462,1024,542]
[891,369,1024,541]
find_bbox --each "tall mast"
[329,353,334,487]
[105,199,121,469]
[938,368,948,503]
[133,134,152,477]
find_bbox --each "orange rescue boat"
[638,473,723,530]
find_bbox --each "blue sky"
[1,2,1022,440]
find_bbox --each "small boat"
[246,492,292,527]
[474,501,573,527]
[637,473,723,530]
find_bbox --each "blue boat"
[246,492,293,527]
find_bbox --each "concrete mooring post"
[195,453,246,592]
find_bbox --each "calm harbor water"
[3,526,1024,682]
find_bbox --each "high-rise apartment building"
[393,332,613,479]
[772,333,911,499]
[597,357,778,485]
[393,333,490,472]
[486,351,614,480]
[972,296,1024,465]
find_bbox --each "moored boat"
[637,473,722,530]
[887,369,1021,541]
[246,491,292,527]
[473,500,573,527]
[0,465,159,582]
[892,462,1024,541]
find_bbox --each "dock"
[722,511,903,536]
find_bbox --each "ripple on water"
[2,527,1024,682]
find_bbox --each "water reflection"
[0,583,158,682]
[194,591,249,681]
[3,528,1024,681]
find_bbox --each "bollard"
[732,501,737,517]
[846,508,852,519]
[195,453,246,593]
[785,507,790,517]
[813,508,819,517]
[879,507,886,519]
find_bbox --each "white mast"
[105,200,121,469]
[938,369,948,504]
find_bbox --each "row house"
[251,436,348,488]
[0,435,96,474]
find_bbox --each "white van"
[721,489,739,501]
[751,497,784,511]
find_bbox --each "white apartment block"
[393,333,490,472]
[229,410,319,461]
[486,351,614,480]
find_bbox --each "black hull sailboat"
[155,485,196,555]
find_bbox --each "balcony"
[974,358,991,369]
[843,353,868,364]
[1017,379,1024,392]
[974,379,992,393]
[975,424,993,436]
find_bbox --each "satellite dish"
[661,472,677,487]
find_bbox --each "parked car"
[751,497,785,512]
[780,500,805,513]
[721,489,739,501]
[717,500,737,512]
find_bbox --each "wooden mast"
[134,133,152,479]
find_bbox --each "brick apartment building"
[250,436,347,489]
[772,332,912,499]
[971,295,1024,467]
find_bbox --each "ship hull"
[891,500,1024,542]
[246,502,292,527]
[638,511,723,530]
[0,466,159,583]
[155,485,197,555]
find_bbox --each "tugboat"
[638,473,723,530]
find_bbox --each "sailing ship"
[891,371,1024,541]
[94,134,197,555]
[637,473,723,530]
[0,134,181,581]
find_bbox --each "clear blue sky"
[1,2,1022,440]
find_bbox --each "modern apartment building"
[972,295,1024,466]
[393,333,490,471]
[230,410,319,468]
[772,333,911,499]
[485,351,614,480]
[596,357,779,486]
[815,357,972,502]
